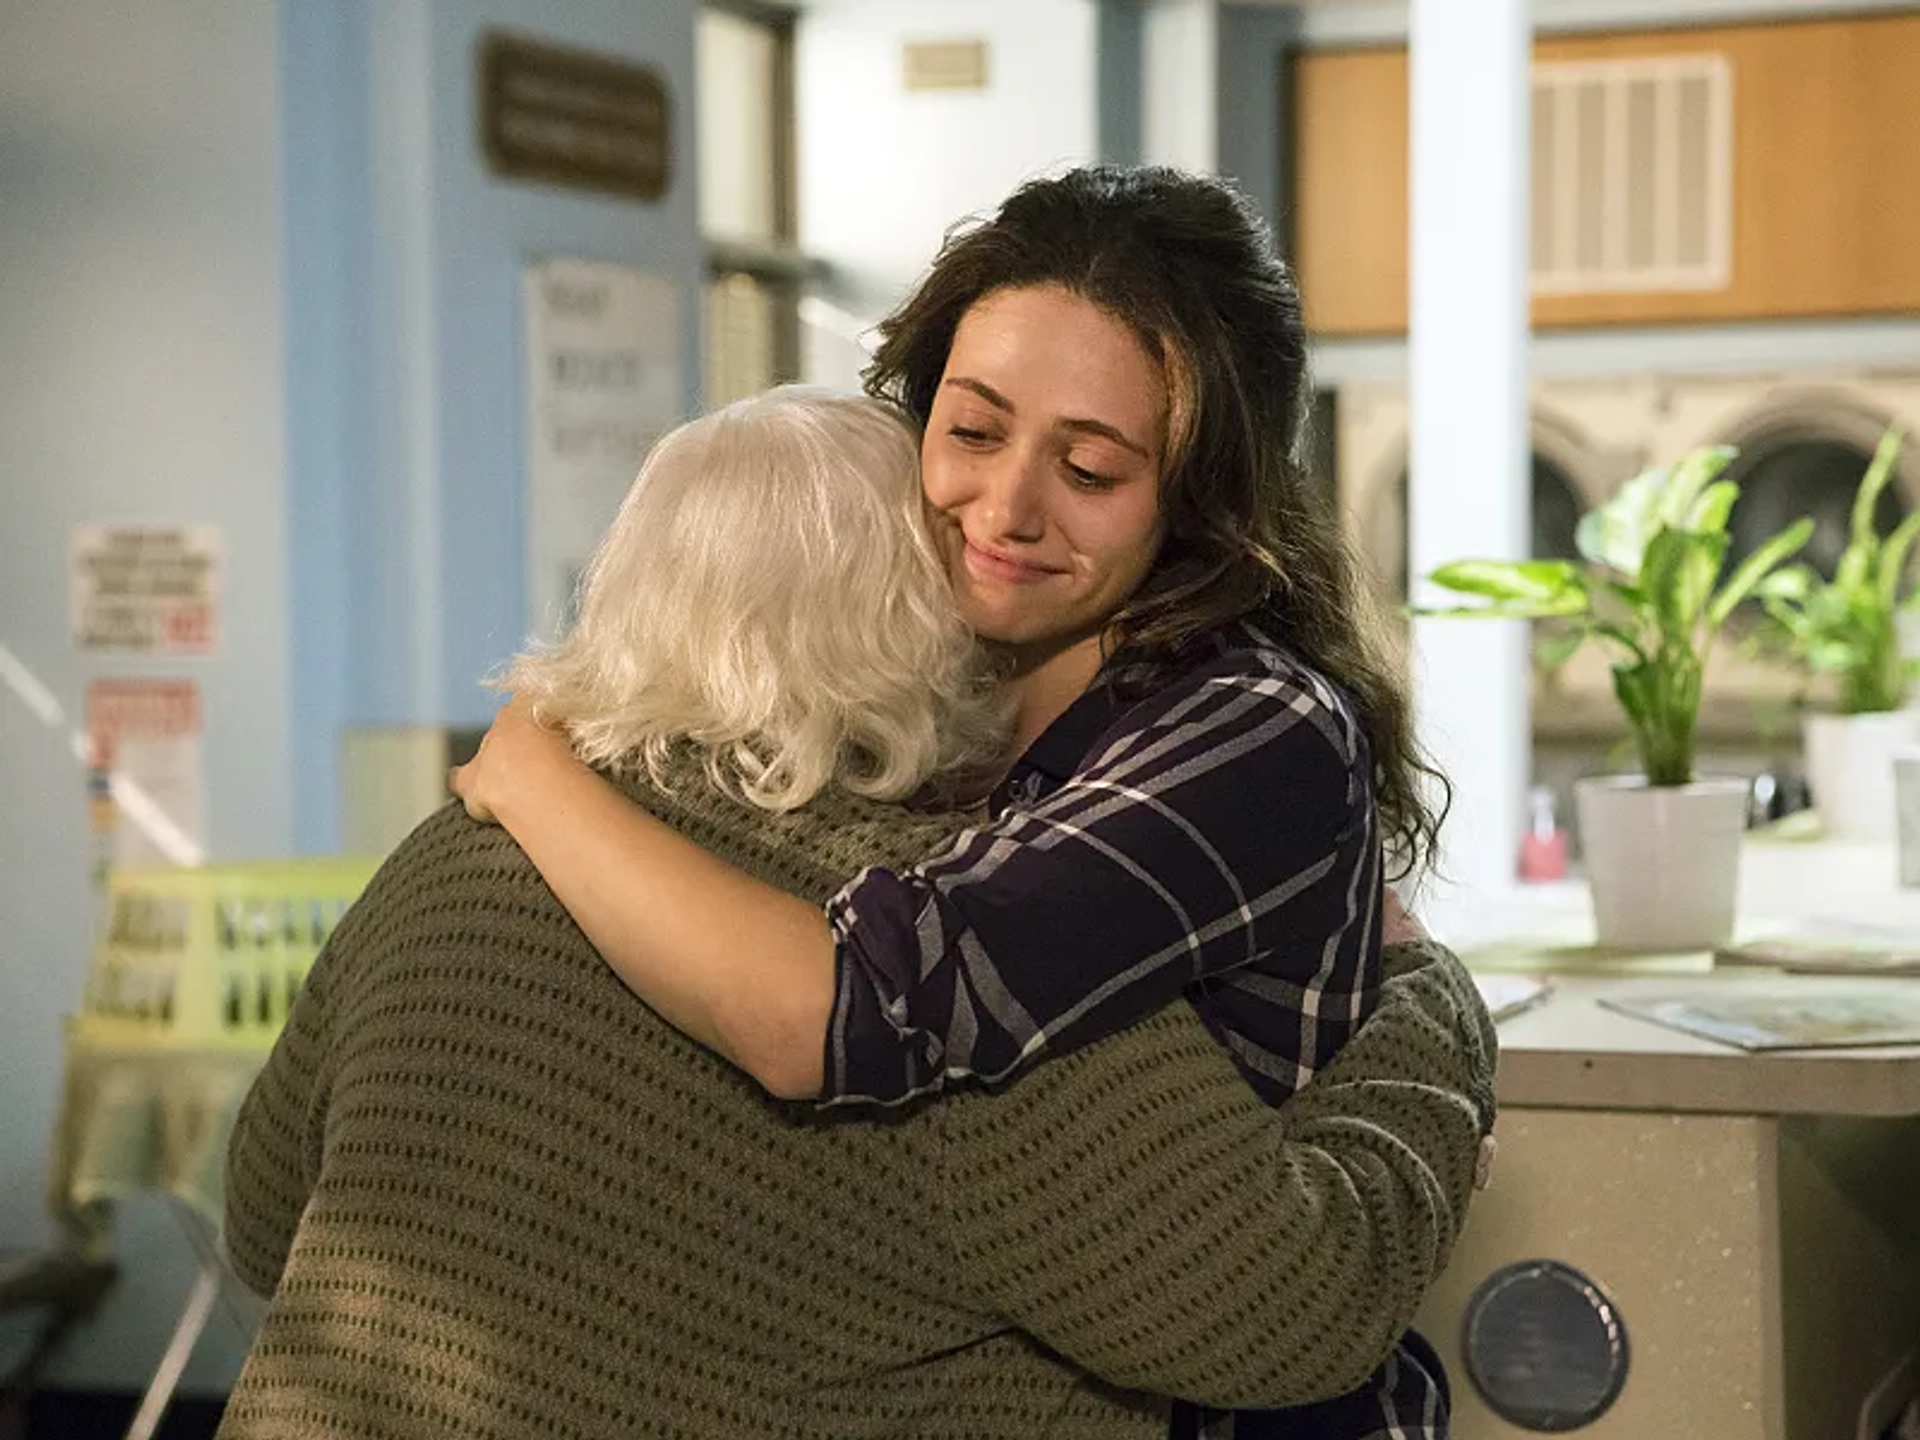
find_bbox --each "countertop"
[1435,833,1920,1116]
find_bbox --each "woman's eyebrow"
[943,378,1151,460]
[1059,417,1151,460]
[943,377,1015,412]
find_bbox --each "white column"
[1139,0,1217,173]
[1406,0,1533,908]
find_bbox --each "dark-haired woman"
[454,165,1477,1436]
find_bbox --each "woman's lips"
[963,539,1060,586]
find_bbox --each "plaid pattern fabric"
[824,619,1450,1438]
[824,621,1383,1111]
[1171,1329,1452,1439]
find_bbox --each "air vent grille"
[1531,54,1733,295]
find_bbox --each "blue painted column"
[1406,0,1533,902]
[281,0,704,851]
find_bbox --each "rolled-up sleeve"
[822,653,1377,1109]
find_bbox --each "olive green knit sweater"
[220,760,1495,1439]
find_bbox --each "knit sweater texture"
[220,756,1496,1439]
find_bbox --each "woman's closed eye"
[947,424,998,447]
[1064,459,1117,492]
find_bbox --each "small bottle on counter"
[1517,785,1568,883]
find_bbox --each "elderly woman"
[221,388,1493,1440]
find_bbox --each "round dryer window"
[1724,437,1908,589]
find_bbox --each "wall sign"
[522,257,682,635]
[902,39,990,92]
[69,524,222,655]
[479,31,671,202]
[85,679,206,870]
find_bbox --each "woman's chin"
[954,587,1098,657]
[960,604,1041,648]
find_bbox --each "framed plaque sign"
[479,31,670,202]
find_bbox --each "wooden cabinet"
[1290,12,1920,336]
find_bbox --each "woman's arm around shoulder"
[934,938,1498,1409]
[451,697,838,1099]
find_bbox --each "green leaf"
[1707,517,1815,629]
[1611,658,1657,731]
[1685,480,1739,536]
[1574,507,1612,569]
[1576,447,1735,579]
[1659,445,1737,530]
[1579,465,1668,575]
[1425,558,1585,606]
[1754,564,1814,603]
[1757,596,1816,643]
[1837,545,1872,594]
[1809,637,1865,673]
[1851,425,1905,552]
[1876,508,1920,612]
[1642,528,1725,639]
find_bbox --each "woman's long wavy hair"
[507,387,1009,812]
[865,165,1447,876]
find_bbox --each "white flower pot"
[1575,775,1750,952]
[1803,709,1920,843]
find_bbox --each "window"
[697,2,816,407]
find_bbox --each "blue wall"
[1,0,702,1391]
[0,0,295,1394]
[283,0,375,856]
[286,0,703,853]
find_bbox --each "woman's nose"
[976,452,1046,541]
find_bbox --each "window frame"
[699,0,819,391]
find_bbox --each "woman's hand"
[448,694,578,824]
[448,694,835,1098]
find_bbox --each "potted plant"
[1420,446,1812,951]
[1749,427,1920,842]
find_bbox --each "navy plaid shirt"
[825,619,1383,1110]
[823,618,1447,1439]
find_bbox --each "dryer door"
[1705,388,1918,594]
[1724,436,1907,587]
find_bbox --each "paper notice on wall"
[69,524,223,655]
[85,680,207,869]
[523,258,682,636]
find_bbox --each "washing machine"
[1645,371,1920,582]
[1332,380,1655,753]
[1638,372,1920,725]
[1334,372,1920,744]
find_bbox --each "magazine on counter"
[1471,973,1553,1023]
[1600,988,1920,1052]
[1714,920,1920,976]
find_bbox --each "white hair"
[506,386,1008,811]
